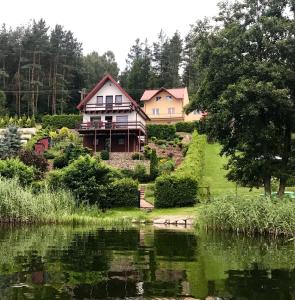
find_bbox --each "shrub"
[18,149,48,178]
[42,114,82,129]
[175,121,199,133]
[144,145,152,159]
[0,158,35,186]
[159,159,175,175]
[150,149,159,180]
[175,131,206,183]
[48,155,121,206]
[133,164,150,183]
[147,124,176,140]
[0,115,35,128]
[64,143,91,162]
[154,175,198,208]
[53,154,69,169]
[132,152,144,160]
[0,125,22,159]
[155,139,167,145]
[106,178,139,208]
[100,150,109,160]
[43,151,55,159]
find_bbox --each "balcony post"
[94,128,97,153]
[128,127,130,152]
[109,129,112,153]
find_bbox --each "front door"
[105,116,113,129]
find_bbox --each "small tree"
[150,149,159,180]
[0,126,22,159]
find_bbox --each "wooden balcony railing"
[77,121,146,134]
[84,102,134,112]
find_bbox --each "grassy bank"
[197,196,295,237]
[202,143,262,196]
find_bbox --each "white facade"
[82,79,146,127]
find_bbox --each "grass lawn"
[202,142,262,197]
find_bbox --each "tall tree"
[187,0,295,196]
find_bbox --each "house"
[76,74,149,153]
[140,87,203,124]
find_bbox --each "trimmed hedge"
[175,121,199,133]
[107,178,139,208]
[154,175,198,208]
[175,131,206,182]
[42,114,82,129]
[147,124,176,140]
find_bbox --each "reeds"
[197,196,295,237]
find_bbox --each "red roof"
[77,74,136,110]
[140,87,187,101]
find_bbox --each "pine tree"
[0,125,22,158]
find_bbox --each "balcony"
[77,121,146,134]
[84,102,134,114]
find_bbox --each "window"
[118,138,125,145]
[152,108,160,115]
[166,95,172,100]
[168,107,175,114]
[96,96,103,106]
[116,115,128,127]
[115,95,122,105]
[156,96,161,101]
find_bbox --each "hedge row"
[0,115,36,128]
[154,175,198,208]
[42,114,82,129]
[146,124,176,140]
[175,121,199,133]
[154,131,206,208]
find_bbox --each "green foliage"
[100,150,109,160]
[0,177,75,223]
[147,124,176,140]
[175,121,199,133]
[106,178,139,208]
[133,164,150,183]
[42,114,82,129]
[0,126,22,159]
[0,158,35,186]
[131,152,144,160]
[198,196,295,236]
[150,149,159,180]
[159,158,175,175]
[175,131,206,182]
[47,155,121,207]
[0,115,35,128]
[144,145,152,159]
[53,154,69,169]
[18,149,48,178]
[154,175,198,208]
[64,143,91,162]
[0,90,7,115]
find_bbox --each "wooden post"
[128,127,130,152]
[109,129,112,152]
[138,130,141,152]
[94,129,97,153]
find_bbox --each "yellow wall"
[143,89,202,124]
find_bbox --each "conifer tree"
[0,125,22,158]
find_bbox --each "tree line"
[0,19,119,117]
[0,19,204,117]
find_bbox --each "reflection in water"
[0,225,294,299]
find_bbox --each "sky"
[0,0,220,70]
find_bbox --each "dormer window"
[115,95,122,105]
[166,95,172,100]
[97,96,103,106]
[156,96,161,101]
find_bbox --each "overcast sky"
[0,0,219,70]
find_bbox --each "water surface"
[0,225,295,299]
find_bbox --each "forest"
[0,19,197,117]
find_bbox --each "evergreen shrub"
[154,175,198,208]
[100,150,109,160]
[147,124,176,140]
[175,121,199,133]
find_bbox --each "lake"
[0,225,295,299]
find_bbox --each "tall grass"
[0,177,147,225]
[197,196,295,237]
